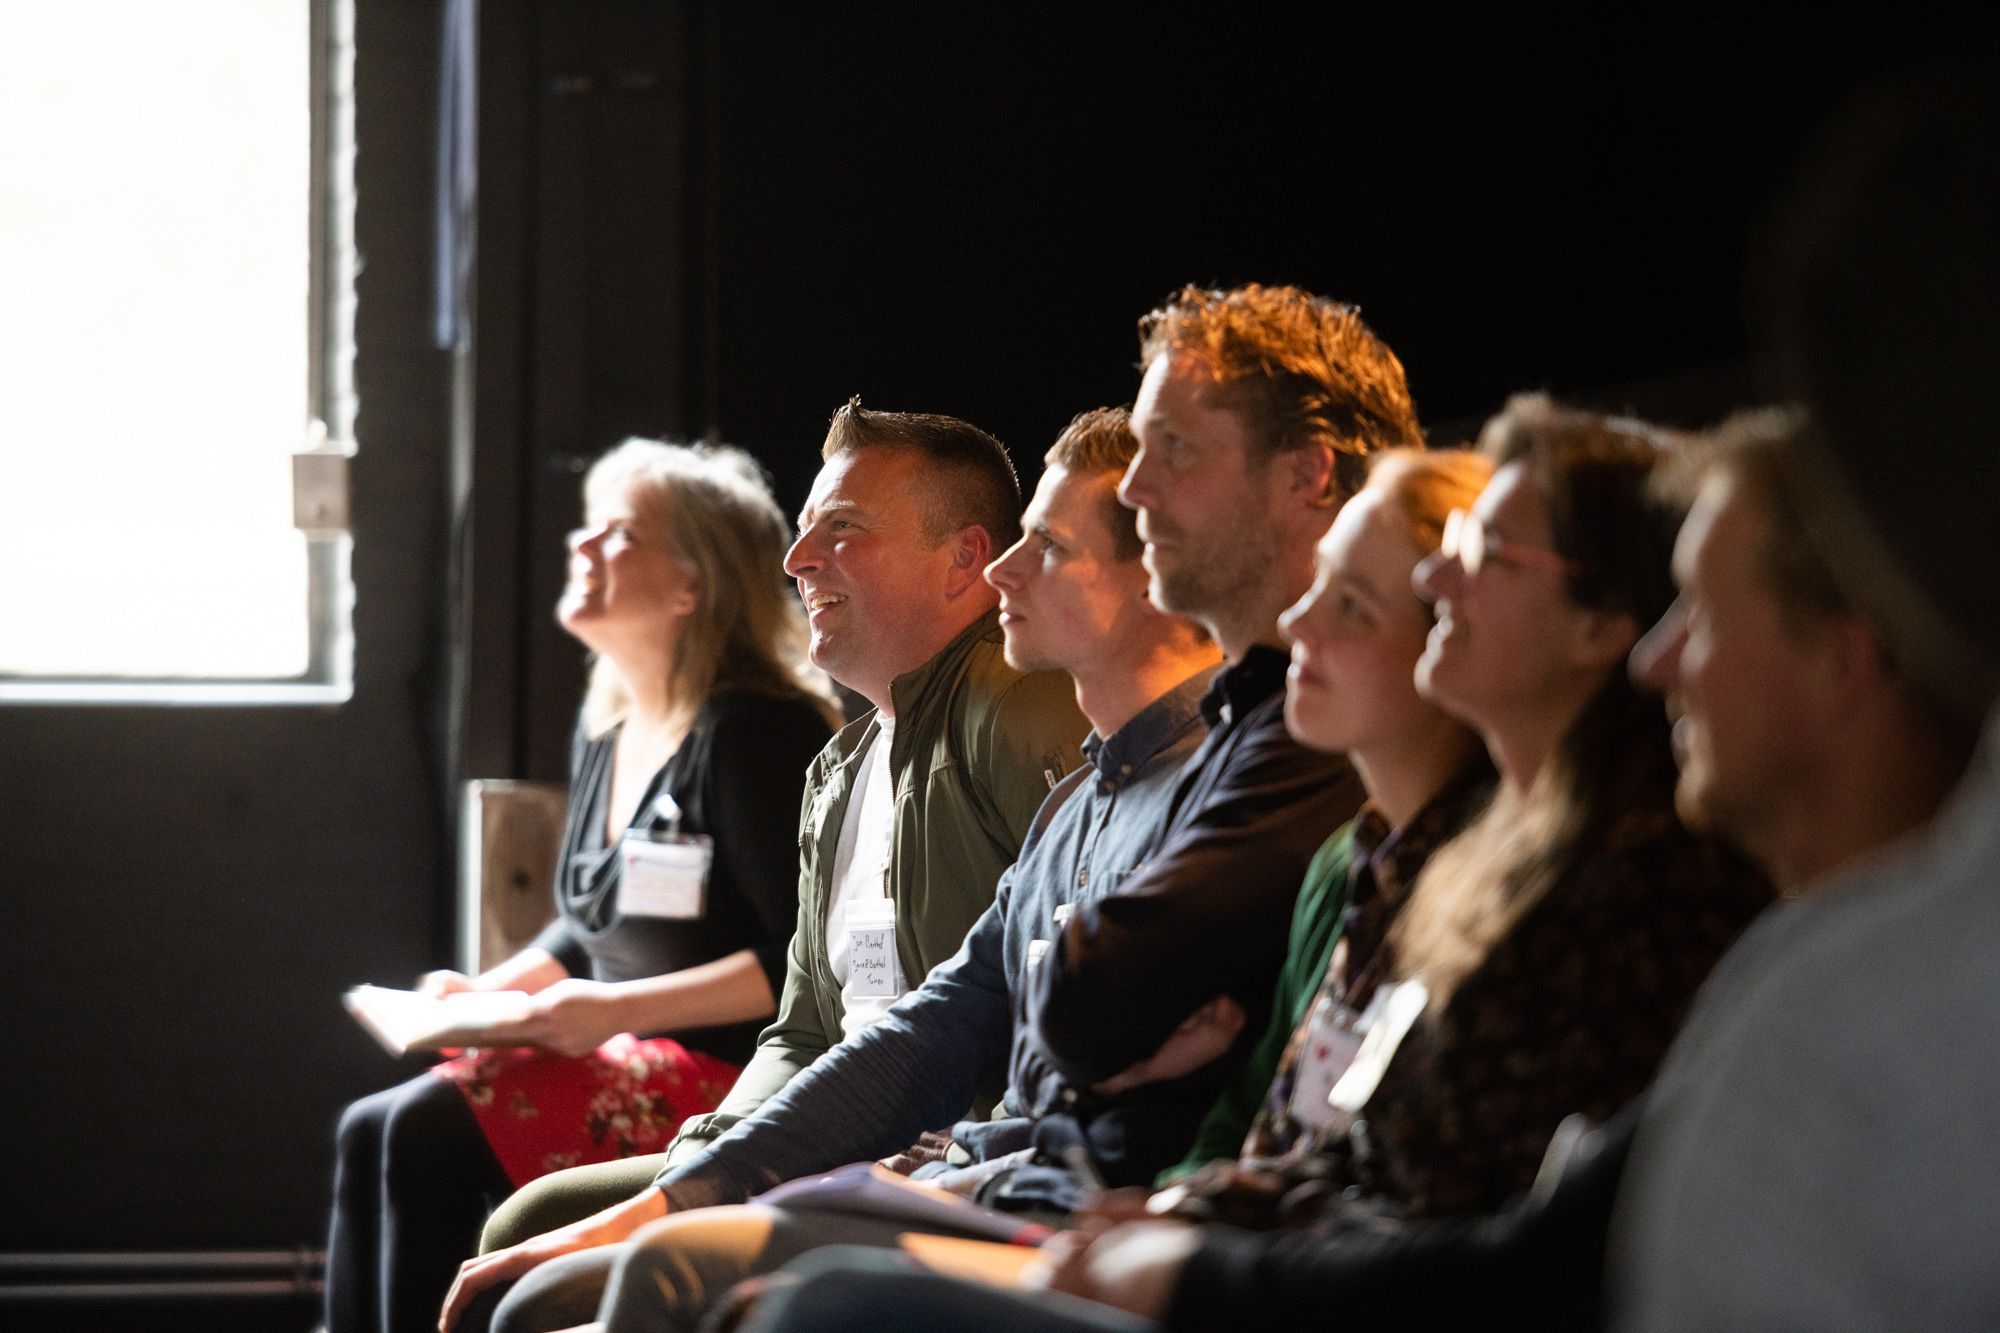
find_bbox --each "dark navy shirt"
[1016,645,1365,1197]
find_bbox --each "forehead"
[1473,459,1550,536]
[803,445,925,518]
[1133,352,1255,453]
[1678,470,1764,590]
[1320,486,1423,578]
[1026,461,1114,532]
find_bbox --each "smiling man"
[441,400,1088,1330]
[550,406,1226,1333]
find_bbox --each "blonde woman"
[326,440,836,1333]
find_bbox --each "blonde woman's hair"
[578,438,836,738]
[1365,448,1494,599]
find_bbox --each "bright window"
[0,0,355,700]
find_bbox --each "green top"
[1159,821,1357,1183]
[660,609,1086,1170]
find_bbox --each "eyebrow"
[1338,569,1384,604]
[798,497,861,528]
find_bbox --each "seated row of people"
[326,270,1980,1333]
[733,403,1982,1333]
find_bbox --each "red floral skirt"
[431,1033,739,1188]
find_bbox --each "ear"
[1818,614,1892,706]
[1568,606,1643,674]
[1278,441,1339,510]
[942,524,995,599]
[668,562,701,619]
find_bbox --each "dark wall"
[488,3,1978,784]
[700,4,1969,503]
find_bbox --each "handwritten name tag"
[845,897,900,998]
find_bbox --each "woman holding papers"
[326,439,836,1333]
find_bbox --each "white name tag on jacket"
[1327,978,1429,1118]
[844,896,900,997]
[616,832,713,919]
[1287,992,1371,1130]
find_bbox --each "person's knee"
[490,1246,622,1333]
[482,1156,667,1254]
[598,1206,785,1331]
[378,1076,471,1191]
[334,1084,394,1165]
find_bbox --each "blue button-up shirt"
[655,670,1212,1213]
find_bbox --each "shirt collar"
[1085,668,1211,785]
[1198,644,1292,729]
[886,607,1002,721]
[1352,759,1496,909]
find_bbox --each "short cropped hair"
[1137,283,1426,501]
[821,397,1023,550]
[1043,405,1142,562]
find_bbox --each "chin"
[1149,571,1206,620]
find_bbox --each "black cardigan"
[531,685,832,1067]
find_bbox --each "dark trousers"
[326,1070,513,1333]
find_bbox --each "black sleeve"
[699,692,834,997]
[1030,710,1361,1085]
[1164,1106,1636,1333]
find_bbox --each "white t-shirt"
[826,717,905,1040]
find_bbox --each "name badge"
[1326,979,1430,1121]
[1287,993,1369,1130]
[844,897,900,998]
[616,831,713,919]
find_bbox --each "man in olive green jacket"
[442,401,1085,1329]
[669,604,1080,1162]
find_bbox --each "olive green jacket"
[661,610,1085,1166]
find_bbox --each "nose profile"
[1277,587,1313,646]
[1630,596,1689,694]
[783,529,821,579]
[1412,549,1457,605]
[1117,446,1155,514]
[984,536,1028,592]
